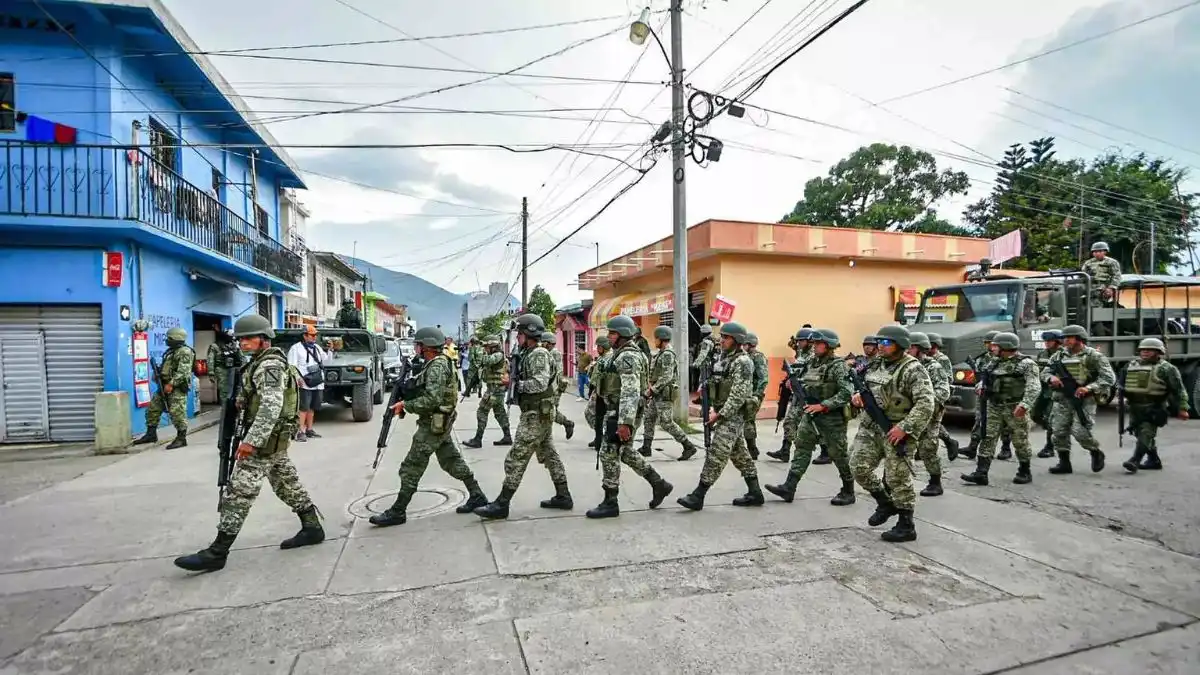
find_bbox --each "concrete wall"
[311,261,362,322]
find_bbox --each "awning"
[589,290,678,329]
[589,294,630,329]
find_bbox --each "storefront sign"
[102,251,123,287]
[132,331,151,407]
[710,295,736,322]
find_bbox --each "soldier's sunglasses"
[876,338,894,346]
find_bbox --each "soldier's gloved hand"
[1013,404,1027,418]
[1075,386,1090,399]
[616,424,632,442]
[235,442,254,460]
[803,403,827,414]
[391,401,405,416]
[886,426,908,446]
[1048,376,1062,388]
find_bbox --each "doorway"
[193,311,227,408]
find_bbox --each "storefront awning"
[589,294,629,330]
[589,290,677,329]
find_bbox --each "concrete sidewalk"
[0,397,1198,674]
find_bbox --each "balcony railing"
[0,141,302,286]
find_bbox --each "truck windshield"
[919,284,1020,323]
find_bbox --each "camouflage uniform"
[1041,335,1116,474]
[916,351,950,495]
[678,323,763,511]
[962,335,1042,486]
[850,326,935,543]
[467,341,486,396]
[370,350,488,526]
[1081,252,1121,306]
[743,345,769,457]
[927,335,961,461]
[146,342,194,432]
[464,339,511,447]
[206,338,241,404]
[641,343,698,458]
[584,342,611,433]
[691,334,718,369]
[546,341,575,436]
[770,344,816,462]
[1121,342,1187,472]
[1032,339,1061,458]
[765,334,856,506]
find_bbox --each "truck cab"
[900,271,1200,418]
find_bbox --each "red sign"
[710,295,736,323]
[355,290,363,309]
[102,251,123,287]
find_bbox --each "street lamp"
[629,8,651,45]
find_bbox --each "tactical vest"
[864,355,919,422]
[1059,351,1090,383]
[410,354,457,409]
[992,356,1032,404]
[1036,348,1057,368]
[242,347,299,449]
[480,349,507,385]
[516,346,554,408]
[651,348,677,396]
[709,350,746,409]
[1123,361,1168,399]
[800,356,838,401]
[602,344,647,405]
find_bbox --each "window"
[325,279,335,305]
[254,205,268,235]
[573,330,586,354]
[917,283,1020,324]
[256,294,272,323]
[1023,286,1065,325]
[0,73,14,133]
[147,118,177,171]
[340,285,349,303]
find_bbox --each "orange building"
[578,219,991,417]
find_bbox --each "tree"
[475,312,508,338]
[527,285,556,330]
[780,143,973,235]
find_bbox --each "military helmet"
[595,335,611,349]
[862,335,878,346]
[515,313,545,337]
[1041,329,1063,343]
[540,331,556,345]
[795,327,814,341]
[992,332,1020,350]
[908,331,931,350]
[874,325,911,349]
[983,330,999,343]
[484,336,501,347]
[1091,241,1110,252]
[166,327,188,343]
[232,314,274,339]
[413,326,445,347]
[653,326,672,341]
[699,324,713,336]
[606,314,638,338]
[745,332,759,347]
[1061,324,1089,340]
[926,332,944,348]
[1137,337,1166,353]
[812,328,840,349]
[720,321,749,344]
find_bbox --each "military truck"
[273,328,387,422]
[898,270,1200,419]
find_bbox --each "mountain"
[345,257,465,330]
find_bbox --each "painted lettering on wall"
[145,313,182,360]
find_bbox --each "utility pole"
[521,196,529,310]
[669,0,689,423]
[1149,221,1156,274]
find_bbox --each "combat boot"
[474,487,515,520]
[456,478,489,513]
[678,440,699,461]
[645,468,673,509]
[677,482,711,511]
[812,445,832,465]
[764,471,802,503]
[174,530,237,572]
[1037,437,1055,459]
[585,487,620,519]
[539,481,573,510]
[281,506,325,549]
[997,437,1012,461]
[492,428,513,446]
[1089,449,1106,473]
[463,431,484,449]
[867,490,897,527]
[766,438,789,462]
[732,476,765,507]
[638,440,653,458]
[960,438,978,460]
[746,437,759,460]
[1013,461,1032,484]
[564,420,575,440]
[1048,451,1073,474]
[961,457,991,486]
[881,509,917,543]
[369,492,412,527]
[829,478,856,506]
[1138,449,1163,470]
[165,430,188,450]
[587,439,598,449]
[132,427,158,445]
[941,431,960,462]
[920,474,944,496]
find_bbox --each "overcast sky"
[162,0,1200,307]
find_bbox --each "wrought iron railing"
[0,141,302,285]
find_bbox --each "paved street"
[1,396,1198,674]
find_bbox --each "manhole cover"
[347,487,467,520]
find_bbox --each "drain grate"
[347,487,467,520]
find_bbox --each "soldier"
[587,316,675,518]
[336,300,363,328]
[463,336,512,448]
[847,335,878,375]
[1033,330,1063,458]
[1042,324,1116,474]
[174,315,323,572]
[765,329,856,506]
[768,327,825,463]
[206,328,241,406]
[677,322,763,511]
[964,331,1011,460]
[642,325,701,460]
[849,325,935,543]
[1120,337,1189,473]
[1081,241,1121,307]
[540,331,576,440]
[961,332,1042,486]
[907,332,950,497]
[475,314,573,519]
[926,333,961,461]
[741,332,769,460]
[134,326,196,450]
[585,335,612,448]
[369,326,488,526]
[467,335,485,398]
[691,324,719,369]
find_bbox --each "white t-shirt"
[287,340,327,391]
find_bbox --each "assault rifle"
[1049,361,1093,430]
[504,348,520,408]
[977,367,993,439]
[374,356,415,469]
[216,364,243,510]
[775,361,792,432]
[1117,370,1127,448]
[699,355,714,449]
[848,368,915,476]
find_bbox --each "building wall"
[311,261,362,322]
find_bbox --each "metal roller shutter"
[0,332,48,442]
[0,305,103,442]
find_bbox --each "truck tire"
[351,382,374,422]
[372,380,384,405]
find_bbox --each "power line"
[878,0,1200,105]
[689,0,777,78]
[716,0,834,94]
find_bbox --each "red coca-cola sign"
[102,251,123,287]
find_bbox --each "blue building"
[0,0,307,443]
